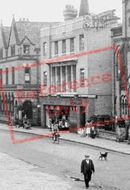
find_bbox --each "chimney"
[79,0,89,17]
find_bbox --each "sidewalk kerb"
[0,127,130,156]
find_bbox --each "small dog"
[99,152,108,160]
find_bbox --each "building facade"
[112,0,130,119]
[0,18,58,125]
[40,0,119,130]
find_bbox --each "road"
[0,130,130,190]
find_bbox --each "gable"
[20,36,34,46]
[9,25,17,45]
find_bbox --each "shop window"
[23,45,30,55]
[43,42,47,56]
[25,67,31,84]
[0,48,3,59]
[70,38,74,53]
[80,68,85,87]
[79,34,84,51]
[11,45,15,56]
[62,40,66,54]
[43,71,47,86]
[54,41,58,55]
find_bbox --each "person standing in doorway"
[81,155,95,189]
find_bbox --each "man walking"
[81,155,95,189]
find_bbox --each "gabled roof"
[8,18,59,48]
[0,24,10,48]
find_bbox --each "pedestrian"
[81,155,95,189]
[85,120,91,137]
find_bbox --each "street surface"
[0,130,130,190]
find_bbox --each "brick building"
[40,0,119,130]
[0,18,58,125]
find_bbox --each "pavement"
[0,123,130,155]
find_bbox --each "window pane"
[54,41,58,55]
[70,38,74,52]
[43,71,47,86]
[43,42,47,56]
[6,68,8,85]
[62,40,66,54]
[12,67,15,85]
[79,34,84,51]
[11,45,15,56]
[80,68,85,87]
[23,45,30,54]
[25,67,30,83]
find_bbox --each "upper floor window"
[11,45,15,56]
[43,42,47,56]
[0,48,3,60]
[70,38,74,53]
[80,68,85,87]
[43,71,47,86]
[5,68,8,85]
[12,67,15,85]
[62,40,66,54]
[79,34,84,51]
[25,67,31,84]
[128,17,130,27]
[54,41,58,55]
[0,69,2,85]
[23,45,30,55]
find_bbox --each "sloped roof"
[0,25,10,48]
[15,20,59,46]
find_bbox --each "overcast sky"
[0,0,122,25]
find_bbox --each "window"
[23,45,30,54]
[0,69,2,85]
[11,45,15,56]
[128,18,130,27]
[80,68,85,87]
[43,42,47,56]
[70,38,74,52]
[62,40,66,54]
[25,67,31,84]
[54,41,58,55]
[6,68,8,85]
[43,71,47,86]
[79,34,84,51]
[12,67,15,85]
[0,48,3,60]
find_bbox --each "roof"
[1,18,59,49]
[15,20,59,46]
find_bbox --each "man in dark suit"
[81,155,95,189]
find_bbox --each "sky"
[0,0,122,26]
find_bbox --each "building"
[40,0,119,130]
[111,0,130,119]
[0,18,58,125]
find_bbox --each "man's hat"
[85,155,90,158]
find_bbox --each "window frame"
[24,67,31,84]
[79,34,85,51]
[80,68,85,87]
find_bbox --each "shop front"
[40,95,96,132]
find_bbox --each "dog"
[98,152,108,160]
